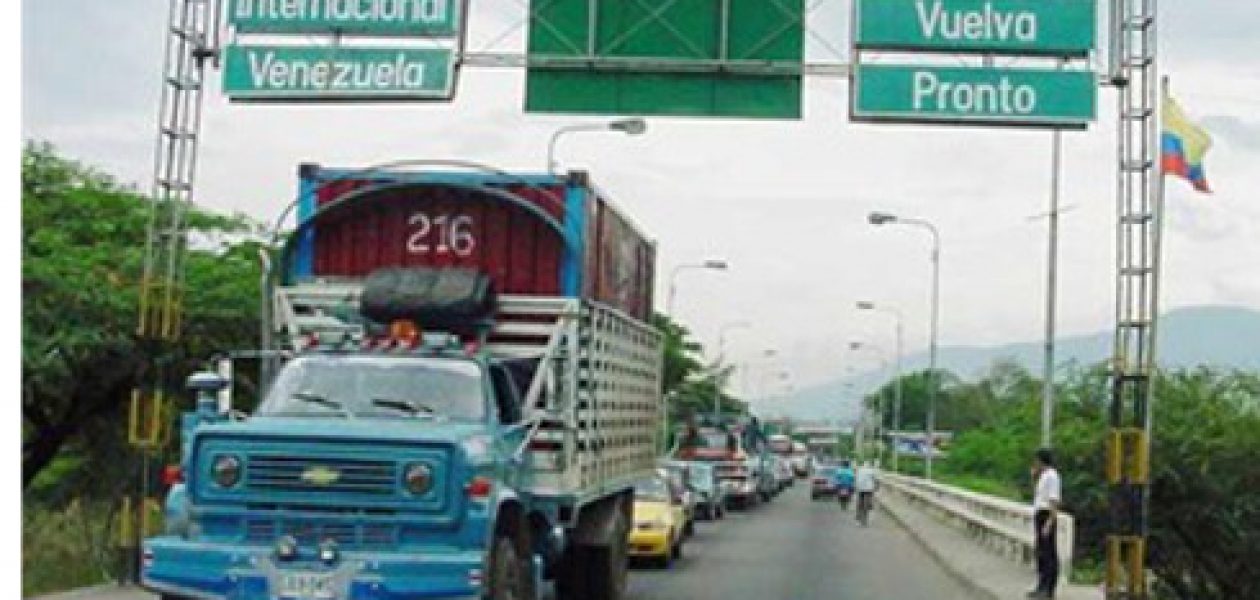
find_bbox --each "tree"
[883,358,1260,600]
[650,313,747,447]
[22,143,267,493]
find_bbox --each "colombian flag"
[1161,93,1212,193]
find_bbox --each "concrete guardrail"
[879,472,1075,585]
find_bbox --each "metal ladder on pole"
[1107,0,1158,598]
[122,0,219,581]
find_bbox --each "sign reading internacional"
[223,45,454,100]
[852,64,1096,128]
[855,0,1096,56]
[229,0,461,35]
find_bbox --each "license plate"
[276,571,335,600]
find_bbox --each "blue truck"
[142,165,664,600]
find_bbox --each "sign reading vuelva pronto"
[852,64,1096,128]
[855,0,1096,56]
[229,0,461,35]
[223,45,454,100]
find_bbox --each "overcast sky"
[22,1,1260,407]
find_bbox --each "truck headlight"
[275,535,298,561]
[319,538,339,564]
[211,455,242,488]
[404,463,433,495]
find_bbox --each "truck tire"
[488,533,533,600]
[555,546,590,600]
[557,542,628,600]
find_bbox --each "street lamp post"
[869,211,941,480]
[715,321,751,420]
[857,301,905,472]
[546,118,648,174]
[666,259,729,316]
[846,342,887,463]
[661,258,728,453]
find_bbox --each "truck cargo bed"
[273,282,663,502]
[291,165,656,320]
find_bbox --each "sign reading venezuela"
[223,45,454,100]
[855,0,1096,56]
[229,0,461,36]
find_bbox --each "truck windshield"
[259,355,486,421]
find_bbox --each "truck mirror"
[216,357,234,414]
[187,371,228,419]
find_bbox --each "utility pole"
[1042,126,1063,449]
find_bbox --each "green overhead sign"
[855,0,1096,56]
[223,45,454,100]
[228,0,462,35]
[525,0,805,119]
[852,64,1096,128]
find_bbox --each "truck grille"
[245,518,396,549]
[245,455,398,496]
[713,462,749,480]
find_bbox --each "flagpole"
[1148,75,1169,438]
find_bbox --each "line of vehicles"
[626,427,811,568]
[138,164,816,600]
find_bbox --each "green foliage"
[22,500,118,596]
[22,142,268,494]
[877,359,1260,599]
[22,143,272,593]
[650,313,747,448]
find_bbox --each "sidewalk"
[879,493,1101,600]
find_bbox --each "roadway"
[46,483,976,600]
[623,482,976,600]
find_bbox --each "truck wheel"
[488,534,533,600]
[556,541,627,599]
[563,543,627,599]
[555,546,590,600]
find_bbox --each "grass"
[23,499,118,597]
[888,457,1024,500]
[936,473,1024,502]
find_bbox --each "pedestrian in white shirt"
[1029,448,1062,599]
[854,461,879,524]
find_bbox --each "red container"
[292,164,657,321]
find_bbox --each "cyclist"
[832,460,856,510]
[854,460,879,525]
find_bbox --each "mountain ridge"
[771,305,1260,422]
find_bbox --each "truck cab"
[145,337,539,600]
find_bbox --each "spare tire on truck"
[359,267,495,328]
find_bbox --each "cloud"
[1202,115,1260,151]
[21,0,1260,395]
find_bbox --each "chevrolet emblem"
[301,466,340,486]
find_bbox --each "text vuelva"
[247,50,428,91]
[915,0,1037,43]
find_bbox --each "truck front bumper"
[142,536,484,600]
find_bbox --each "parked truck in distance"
[141,164,663,600]
[672,416,776,509]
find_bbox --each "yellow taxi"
[628,473,687,568]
